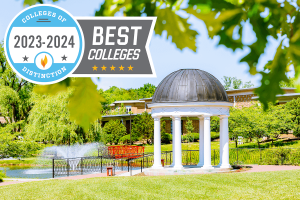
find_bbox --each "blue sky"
[0,0,293,90]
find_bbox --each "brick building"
[102,87,299,134]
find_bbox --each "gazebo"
[148,69,233,170]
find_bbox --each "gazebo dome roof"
[152,69,228,103]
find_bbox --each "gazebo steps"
[144,165,232,176]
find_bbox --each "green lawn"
[0,157,51,166]
[0,158,37,166]
[1,170,300,199]
[144,140,300,153]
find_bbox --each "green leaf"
[33,78,70,95]
[68,78,105,132]
[240,15,269,75]
[188,0,235,10]
[23,0,42,6]
[255,42,289,110]
[184,7,242,38]
[95,0,132,16]
[154,8,198,52]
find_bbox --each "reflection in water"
[0,166,52,179]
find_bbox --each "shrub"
[211,132,220,141]
[0,135,43,158]
[0,170,6,182]
[161,133,172,144]
[119,134,139,144]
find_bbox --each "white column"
[152,116,163,169]
[218,116,223,167]
[170,117,175,167]
[197,116,204,167]
[173,115,183,169]
[220,116,231,168]
[202,115,213,169]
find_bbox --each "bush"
[119,134,139,144]
[181,132,219,142]
[0,170,6,182]
[182,133,194,142]
[0,136,43,158]
[161,133,172,144]
[211,132,220,141]
[119,135,130,144]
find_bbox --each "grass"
[0,157,51,166]
[0,158,37,166]
[1,170,300,199]
[144,140,300,153]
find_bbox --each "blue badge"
[4,4,84,84]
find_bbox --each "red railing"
[108,145,145,159]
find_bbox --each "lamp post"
[130,112,132,146]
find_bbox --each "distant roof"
[152,69,228,103]
[252,93,300,99]
[226,87,295,93]
[139,97,152,100]
[102,113,138,118]
[111,100,145,105]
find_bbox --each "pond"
[0,166,52,179]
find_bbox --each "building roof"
[152,69,229,103]
[226,87,295,94]
[252,93,300,100]
[110,100,145,105]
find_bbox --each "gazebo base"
[145,165,232,176]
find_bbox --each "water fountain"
[42,143,105,171]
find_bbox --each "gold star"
[128,65,133,71]
[119,65,124,71]
[110,65,115,71]
[92,65,98,71]
[101,65,106,71]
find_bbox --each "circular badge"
[4,4,84,85]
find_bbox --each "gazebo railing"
[52,148,300,178]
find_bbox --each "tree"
[222,76,253,90]
[99,83,156,113]
[210,116,220,132]
[285,98,300,137]
[264,104,294,143]
[279,77,295,88]
[25,90,101,144]
[102,120,126,144]
[229,107,247,147]
[185,117,194,134]
[0,42,34,128]
[160,120,170,144]
[243,81,254,89]
[131,112,154,144]
[232,78,242,89]
[222,76,232,90]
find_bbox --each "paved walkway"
[56,171,127,180]
[243,165,300,173]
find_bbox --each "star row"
[92,65,133,71]
[22,55,68,62]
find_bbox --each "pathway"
[242,165,300,173]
